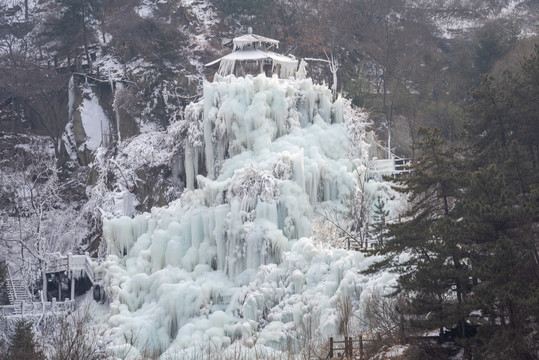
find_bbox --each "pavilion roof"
[205,49,296,68]
[232,34,279,51]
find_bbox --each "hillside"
[0,0,538,359]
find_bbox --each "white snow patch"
[80,87,111,151]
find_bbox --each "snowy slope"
[406,0,538,38]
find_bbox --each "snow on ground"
[431,15,479,39]
[101,75,399,359]
[408,0,537,39]
[371,344,410,359]
[181,0,220,28]
[80,86,112,151]
[134,0,156,19]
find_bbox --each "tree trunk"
[41,260,47,302]
[82,10,92,70]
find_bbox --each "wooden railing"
[44,254,98,284]
[0,299,75,317]
[367,157,412,179]
[327,336,371,360]
[6,265,16,302]
[394,157,412,173]
[44,256,69,274]
[68,254,96,283]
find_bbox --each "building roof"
[204,31,297,78]
[205,49,296,68]
[232,34,280,51]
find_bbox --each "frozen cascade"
[68,75,75,120]
[102,74,398,359]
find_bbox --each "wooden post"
[399,313,405,343]
[42,260,48,302]
[348,337,353,358]
[58,273,62,301]
[70,272,75,301]
[359,335,364,360]
[329,337,334,358]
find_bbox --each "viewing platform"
[1,254,101,320]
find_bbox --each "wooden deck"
[44,254,99,283]
[367,157,411,179]
[1,254,100,319]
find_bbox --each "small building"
[0,254,101,320]
[206,29,298,79]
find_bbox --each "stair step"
[7,278,32,304]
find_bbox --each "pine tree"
[368,127,472,337]
[462,46,539,356]
[371,196,389,248]
[45,0,100,69]
[6,320,44,360]
[0,261,8,305]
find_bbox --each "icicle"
[68,75,75,119]
[113,82,124,142]
[296,60,308,80]
[109,70,114,92]
[185,144,195,190]
[218,59,236,76]
[292,149,305,192]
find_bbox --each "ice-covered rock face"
[102,74,388,359]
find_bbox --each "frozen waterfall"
[101,74,396,359]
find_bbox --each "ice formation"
[102,74,396,359]
[80,86,112,151]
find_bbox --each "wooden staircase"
[0,256,94,318]
[6,266,33,315]
[7,278,32,304]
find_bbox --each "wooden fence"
[328,336,369,360]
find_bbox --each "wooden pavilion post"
[359,335,364,360]
[69,254,75,300]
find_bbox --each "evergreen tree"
[462,46,539,357]
[0,261,8,305]
[6,320,44,360]
[368,127,472,337]
[473,21,518,77]
[371,196,389,248]
[45,0,100,68]
[469,45,539,167]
